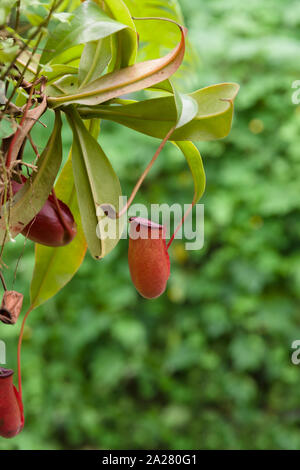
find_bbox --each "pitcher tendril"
[116,126,176,219]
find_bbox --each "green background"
[1,0,300,449]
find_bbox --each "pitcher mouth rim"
[0,368,14,378]
[129,217,164,230]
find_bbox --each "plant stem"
[6,85,34,168]
[117,126,175,218]
[1,0,63,82]
[0,271,7,291]
[27,132,40,160]
[15,0,21,32]
[167,203,194,249]
[3,31,43,114]
[17,305,33,399]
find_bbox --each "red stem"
[6,86,34,168]
[167,202,194,250]
[28,132,40,160]
[0,271,7,291]
[117,126,175,218]
[17,305,33,398]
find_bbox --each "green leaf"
[43,64,78,84]
[52,12,73,24]
[0,0,16,26]
[30,155,87,309]
[47,74,79,96]
[78,37,112,88]
[149,79,174,94]
[0,111,62,244]
[41,0,128,65]
[0,117,17,141]
[43,45,83,71]
[47,19,186,107]
[101,0,138,69]
[172,85,198,129]
[173,141,205,204]
[0,37,19,62]
[84,118,101,140]
[78,82,240,141]
[16,49,39,82]
[66,107,123,259]
[150,79,198,128]
[24,11,45,26]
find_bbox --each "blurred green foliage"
[1,0,300,449]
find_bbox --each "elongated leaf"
[0,0,16,26]
[149,79,174,94]
[44,45,83,71]
[7,94,47,166]
[66,107,123,259]
[172,84,198,129]
[15,50,38,82]
[0,117,17,141]
[150,79,198,128]
[0,111,62,244]
[101,0,138,69]
[47,19,187,107]
[44,64,78,84]
[78,37,111,88]
[148,79,199,129]
[124,0,198,88]
[78,82,240,141]
[30,155,87,309]
[173,141,205,204]
[41,0,128,65]
[85,118,101,140]
[47,74,79,97]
